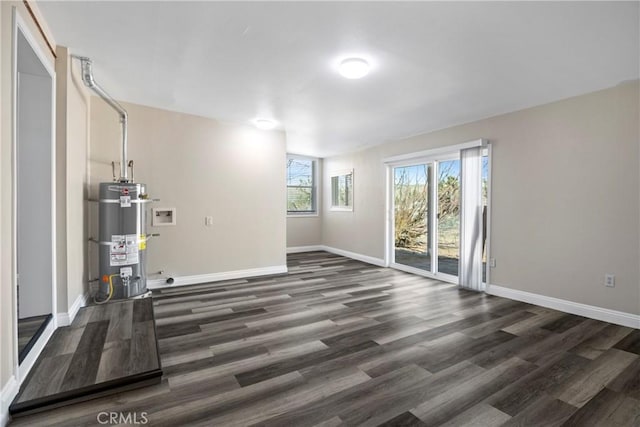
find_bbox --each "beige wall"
[90,101,287,278]
[55,46,90,313]
[323,147,387,258]
[323,82,640,315]
[0,0,57,406]
[287,216,322,248]
[65,57,90,310]
[54,47,67,314]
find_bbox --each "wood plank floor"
[10,298,162,416]
[10,252,640,426]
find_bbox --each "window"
[287,155,317,215]
[330,170,353,211]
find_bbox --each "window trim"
[329,169,354,212]
[286,154,319,217]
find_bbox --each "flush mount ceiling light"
[255,119,276,130]
[338,58,370,79]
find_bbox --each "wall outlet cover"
[605,274,615,287]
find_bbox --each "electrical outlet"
[489,258,496,268]
[205,216,213,226]
[605,274,615,287]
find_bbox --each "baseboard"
[17,318,56,380]
[147,265,289,289]
[57,292,89,327]
[486,284,640,329]
[286,245,324,254]
[1,376,18,427]
[320,245,387,267]
[286,245,386,267]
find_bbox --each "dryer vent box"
[152,208,176,226]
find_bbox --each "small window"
[287,155,317,215]
[331,170,353,211]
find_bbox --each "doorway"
[12,11,56,372]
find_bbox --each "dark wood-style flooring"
[11,251,640,426]
[10,299,162,416]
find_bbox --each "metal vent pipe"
[75,56,129,182]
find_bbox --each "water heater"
[98,182,151,300]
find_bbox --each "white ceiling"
[39,1,638,157]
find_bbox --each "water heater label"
[120,196,131,207]
[110,234,139,266]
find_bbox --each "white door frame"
[11,6,57,384]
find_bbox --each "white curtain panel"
[459,146,484,291]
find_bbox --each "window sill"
[329,207,353,212]
[287,213,319,218]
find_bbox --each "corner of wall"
[57,291,88,327]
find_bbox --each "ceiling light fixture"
[255,119,276,130]
[339,58,370,79]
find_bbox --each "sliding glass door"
[392,158,460,281]
[390,146,489,286]
[390,148,489,288]
[436,159,461,278]
[393,164,433,272]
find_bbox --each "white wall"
[90,100,287,278]
[323,82,640,315]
